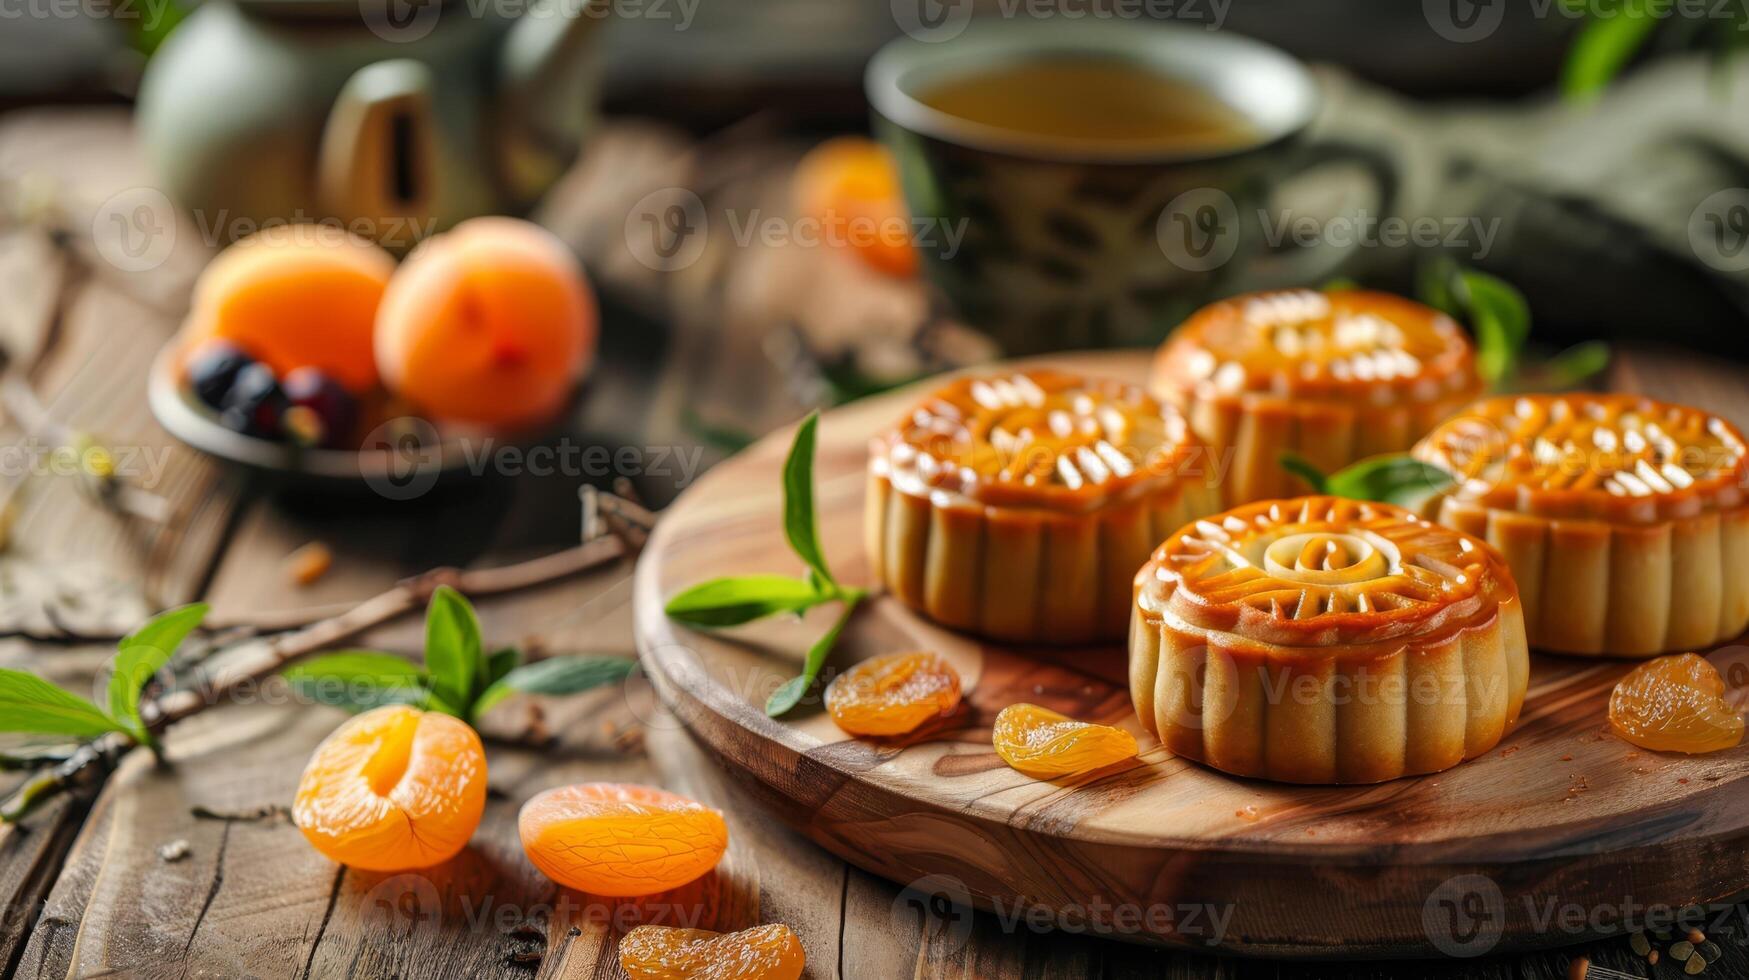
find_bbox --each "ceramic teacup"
[866,18,1395,354]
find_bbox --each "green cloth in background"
[1310,57,1749,353]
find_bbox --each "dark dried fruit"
[219,362,288,439]
[281,367,359,448]
[186,339,255,410]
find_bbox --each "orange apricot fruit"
[518,783,727,896]
[825,651,961,737]
[1609,653,1745,754]
[292,704,488,870]
[792,137,918,279]
[183,224,395,394]
[618,923,804,980]
[374,217,596,429]
[992,703,1138,778]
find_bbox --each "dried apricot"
[1609,653,1745,754]
[293,705,487,871]
[993,703,1138,778]
[375,217,596,429]
[825,651,961,736]
[791,137,917,278]
[618,923,804,980]
[183,223,394,394]
[518,783,727,896]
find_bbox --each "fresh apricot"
[1609,653,1745,754]
[825,651,961,737]
[792,137,918,278]
[618,923,804,980]
[292,705,487,871]
[183,224,394,394]
[518,783,727,896]
[993,703,1138,778]
[374,217,595,429]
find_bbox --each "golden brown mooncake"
[1150,289,1484,505]
[1130,496,1528,784]
[1413,394,1749,657]
[866,369,1221,644]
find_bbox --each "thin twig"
[0,492,659,644]
[1,526,640,822]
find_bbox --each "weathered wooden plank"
[0,113,244,975]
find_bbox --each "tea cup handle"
[1235,137,1402,290]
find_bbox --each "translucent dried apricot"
[618,923,804,980]
[825,651,962,736]
[519,783,727,896]
[992,703,1138,778]
[1609,653,1745,754]
[293,705,487,871]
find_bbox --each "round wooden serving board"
[633,350,1749,958]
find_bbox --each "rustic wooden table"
[0,109,1743,980]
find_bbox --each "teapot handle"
[318,59,437,239]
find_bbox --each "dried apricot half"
[618,923,804,980]
[825,651,962,737]
[993,703,1138,778]
[1609,653,1745,754]
[292,704,487,871]
[519,783,728,896]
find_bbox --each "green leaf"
[782,412,834,588]
[1321,277,1360,292]
[130,0,187,56]
[0,669,125,739]
[1415,256,1462,319]
[1564,4,1661,99]
[424,586,484,711]
[108,603,208,745]
[1277,453,1331,494]
[485,647,521,686]
[766,597,860,717]
[1540,341,1613,390]
[1325,455,1456,509]
[283,652,432,715]
[473,656,634,719]
[665,575,827,627]
[1459,268,1532,385]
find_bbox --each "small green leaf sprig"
[1416,259,1611,392]
[663,412,866,717]
[283,586,632,724]
[0,602,208,757]
[1280,453,1456,510]
[1300,266,1612,506]
[1558,0,1749,99]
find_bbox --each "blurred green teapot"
[137,0,608,247]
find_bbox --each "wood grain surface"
[2,109,1746,979]
[635,350,1749,958]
